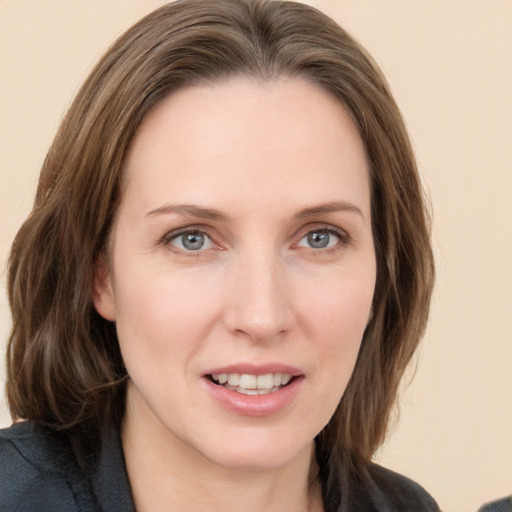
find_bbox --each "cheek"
[300,273,374,383]
[303,274,374,339]
[112,267,222,366]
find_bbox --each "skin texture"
[93,77,376,511]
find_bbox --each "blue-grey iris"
[308,231,330,248]
[182,232,205,250]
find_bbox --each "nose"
[223,251,295,343]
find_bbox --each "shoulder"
[0,421,97,511]
[360,462,440,512]
[478,496,512,512]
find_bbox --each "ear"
[366,304,374,326]
[92,256,116,321]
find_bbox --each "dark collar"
[91,424,136,512]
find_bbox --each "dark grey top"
[479,496,512,512]
[0,421,439,512]
[0,422,134,512]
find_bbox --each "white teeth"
[237,387,259,395]
[211,372,294,393]
[239,374,257,389]
[257,374,274,389]
[281,374,292,385]
[227,373,240,386]
[223,384,282,395]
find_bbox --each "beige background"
[1,1,511,510]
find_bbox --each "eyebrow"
[294,201,364,220]
[145,204,229,221]
[145,200,364,221]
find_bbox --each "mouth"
[203,366,304,416]
[207,372,296,395]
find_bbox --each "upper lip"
[204,362,303,377]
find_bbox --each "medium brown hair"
[6,0,434,497]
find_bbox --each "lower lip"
[203,377,303,417]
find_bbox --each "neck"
[121,393,324,512]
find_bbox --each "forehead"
[121,76,370,217]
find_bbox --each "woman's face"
[94,77,376,471]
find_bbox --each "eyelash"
[160,227,221,257]
[160,224,351,256]
[295,225,351,253]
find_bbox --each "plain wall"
[1,1,511,511]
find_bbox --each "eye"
[297,228,343,249]
[167,230,215,252]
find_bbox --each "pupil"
[308,231,329,248]
[182,232,204,250]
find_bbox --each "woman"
[0,1,437,510]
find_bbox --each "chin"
[196,430,314,472]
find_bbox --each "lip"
[202,362,304,417]
[204,362,303,377]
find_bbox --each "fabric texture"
[1,421,439,512]
[478,496,512,512]
[0,422,134,512]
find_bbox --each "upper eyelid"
[162,224,216,239]
[161,225,220,248]
[294,223,350,241]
